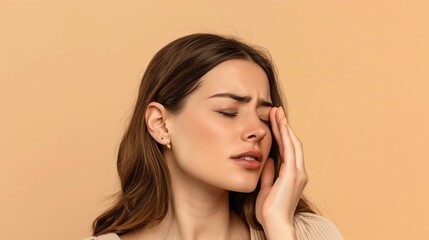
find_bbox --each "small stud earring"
[167,143,171,149]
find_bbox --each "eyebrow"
[208,93,273,107]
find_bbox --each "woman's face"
[167,59,273,192]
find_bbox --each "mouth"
[231,150,262,162]
[231,150,263,170]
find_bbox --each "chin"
[231,185,258,193]
[224,176,259,193]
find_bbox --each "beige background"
[1,1,428,239]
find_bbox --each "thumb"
[260,158,275,190]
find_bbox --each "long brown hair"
[93,33,317,236]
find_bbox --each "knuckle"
[304,175,309,184]
[261,205,276,220]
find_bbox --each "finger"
[277,107,296,173]
[269,107,283,158]
[287,125,305,171]
[260,158,275,190]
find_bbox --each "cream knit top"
[86,212,343,240]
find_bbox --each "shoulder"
[83,233,121,240]
[250,212,343,240]
[293,212,344,240]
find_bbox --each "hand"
[255,107,309,235]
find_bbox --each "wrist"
[263,220,296,240]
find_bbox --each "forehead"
[193,59,271,100]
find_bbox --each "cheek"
[265,135,272,155]
[177,114,228,147]
[171,112,231,169]
[267,130,273,149]
[261,130,273,164]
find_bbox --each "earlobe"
[145,102,170,145]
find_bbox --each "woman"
[87,33,343,240]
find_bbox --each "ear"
[145,102,171,145]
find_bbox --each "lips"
[231,150,263,170]
[231,150,262,170]
[231,150,262,162]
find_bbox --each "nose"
[241,116,268,143]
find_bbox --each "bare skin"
[122,59,307,240]
[256,106,308,240]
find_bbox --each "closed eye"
[217,111,271,127]
[218,111,238,117]
[260,118,271,126]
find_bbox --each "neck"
[162,182,235,239]
[122,154,251,240]
[154,153,249,240]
